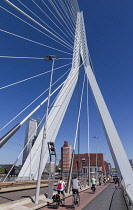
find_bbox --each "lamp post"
[35,55,59,204]
[105,159,109,178]
[93,136,99,181]
[82,158,86,177]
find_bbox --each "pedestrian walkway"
[41,184,109,210]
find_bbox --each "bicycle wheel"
[77,194,80,206]
[56,202,60,209]
[61,197,65,206]
[75,194,77,205]
[72,194,76,209]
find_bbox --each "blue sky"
[0,0,133,168]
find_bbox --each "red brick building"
[73,153,108,175]
[61,141,72,172]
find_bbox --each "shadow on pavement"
[0,196,14,202]
[83,191,94,194]
[21,196,34,203]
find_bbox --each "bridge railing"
[121,180,133,209]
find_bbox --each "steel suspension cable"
[30,67,82,162]
[60,0,76,30]
[19,63,83,179]
[59,0,76,33]
[65,0,77,24]
[3,0,73,50]
[55,0,76,33]
[0,56,72,60]
[67,0,77,24]
[0,6,73,51]
[31,0,74,47]
[48,0,75,38]
[41,0,74,42]
[18,67,81,179]
[17,0,72,46]
[53,0,76,34]
[1,65,83,136]
[0,63,71,90]
[1,64,82,142]
[67,72,86,192]
[19,114,48,181]
[73,74,86,150]
[0,67,71,132]
[68,0,77,16]
[3,114,46,182]
[0,28,72,55]
[0,55,43,60]
[73,0,80,13]
[87,77,91,186]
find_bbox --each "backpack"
[52,194,60,202]
[57,182,62,189]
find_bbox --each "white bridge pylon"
[18,12,133,201]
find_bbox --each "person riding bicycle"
[113,176,120,188]
[103,176,106,185]
[72,175,81,195]
[57,177,66,199]
[91,176,96,192]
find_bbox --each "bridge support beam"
[18,11,133,203]
[80,11,133,201]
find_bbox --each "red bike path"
[41,184,109,210]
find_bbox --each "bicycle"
[47,190,65,209]
[67,190,80,209]
[91,185,96,193]
[72,192,80,209]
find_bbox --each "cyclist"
[57,177,66,199]
[98,177,101,185]
[103,176,106,185]
[91,176,96,193]
[71,175,81,206]
[107,177,110,183]
[72,175,81,195]
[113,176,120,188]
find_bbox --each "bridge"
[0,0,133,209]
[0,182,130,209]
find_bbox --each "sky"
[0,0,133,169]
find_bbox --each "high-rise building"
[22,118,40,165]
[61,141,72,172]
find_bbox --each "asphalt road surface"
[83,183,128,210]
[0,186,48,204]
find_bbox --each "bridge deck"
[42,183,128,210]
[83,183,128,210]
[0,183,129,209]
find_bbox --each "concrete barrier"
[0,181,58,193]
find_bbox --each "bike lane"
[41,184,109,209]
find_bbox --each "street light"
[93,136,99,181]
[44,55,60,61]
[35,55,59,204]
[82,158,86,177]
